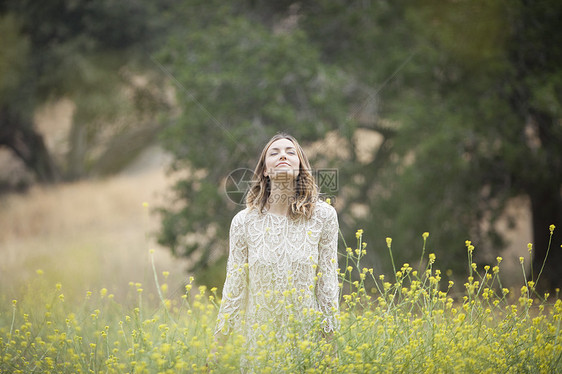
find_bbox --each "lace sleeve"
[316,204,340,332]
[215,210,249,336]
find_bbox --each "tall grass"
[0,169,188,302]
[1,227,561,373]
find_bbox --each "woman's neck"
[267,180,295,216]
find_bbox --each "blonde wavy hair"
[246,133,318,219]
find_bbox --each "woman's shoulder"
[231,208,250,225]
[234,207,250,216]
[232,206,263,223]
[313,198,337,220]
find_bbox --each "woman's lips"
[276,162,291,167]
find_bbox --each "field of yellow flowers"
[1,228,561,373]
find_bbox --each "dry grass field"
[0,148,190,304]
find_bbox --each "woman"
[213,133,339,368]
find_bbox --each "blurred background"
[1,0,561,301]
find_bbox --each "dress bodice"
[215,200,340,338]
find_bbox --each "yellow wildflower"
[386,237,392,248]
[429,253,436,264]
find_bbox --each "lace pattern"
[215,200,340,338]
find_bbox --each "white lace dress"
[215,200,340,346]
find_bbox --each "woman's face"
[264,138,300,181]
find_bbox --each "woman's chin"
[270,170,298,181]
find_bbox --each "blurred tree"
[0,14,59,182]
[155,1,354,283]
[295,0,562,291]
[0,0,172,184]
[158,0,562,292]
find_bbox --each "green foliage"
[0,15,30,107]
[155,1,562,289]
[5,0,164,97]
[156,2,352,275]
[0,0,173,181]
[293,1,562,284]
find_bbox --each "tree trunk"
[66,121,87,180]
[526,105,562,294]
[529,184,562,294]
[0,107,60,183]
